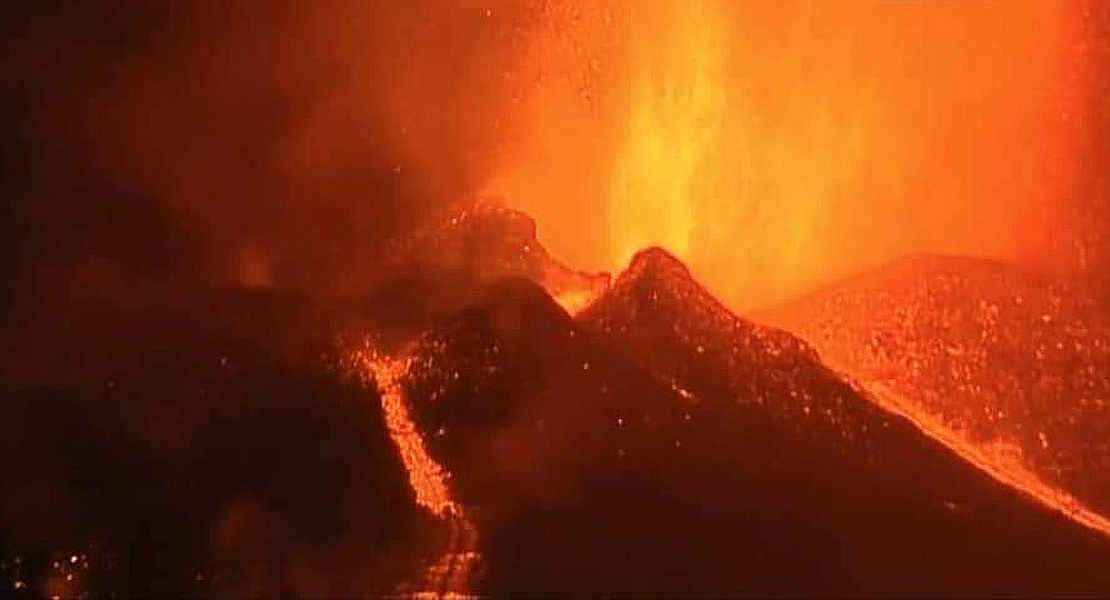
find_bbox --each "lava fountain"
[490,0,1087,309]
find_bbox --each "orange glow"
[359,352,456,517]
[553,287,602,315]
[607,0,725,267]
[488,1,1085,309]
[353,349,478,596]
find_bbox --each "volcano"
[6,0,1110,595]
[366,208,1110,596]
[5,207,1110,597]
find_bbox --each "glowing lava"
[553,287,601,315]
[861,381,1110,539]
[355,350,478,597]
[362,353,455,516]
[492,1,1084,309]
[607,0,726,267]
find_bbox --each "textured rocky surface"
[360,200,610,347]
[762,254,1110,517]
[394,249,1110,596]
[7,223,1110,597]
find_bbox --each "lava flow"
[359,353,455,517]
[759,254,1110,535]
[354,350,478,597]
[861,380,1110,540]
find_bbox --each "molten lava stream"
[356,351,479,598]
[852,378,1110,539]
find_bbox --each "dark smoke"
[3,1,545,304]
[1,1,548,595]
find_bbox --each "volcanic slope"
[760,254,1110,519]
[0,283,441,598]
[391,248,1110,596]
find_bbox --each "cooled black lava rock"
[397,254,1110,596]
[761,254,1110,517]
[361,200,609,347]
[0,284,438,598]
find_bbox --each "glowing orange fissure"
[553,287,599,315]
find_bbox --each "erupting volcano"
[4,1,1110,598]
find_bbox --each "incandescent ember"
[762,254,1110,522]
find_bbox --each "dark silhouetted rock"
[360,200,609,347]
[395,254,1110,596]
[0,283,439,598]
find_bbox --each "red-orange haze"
[486,1,1085,309]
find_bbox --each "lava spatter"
[762,254,1110,521]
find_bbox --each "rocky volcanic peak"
[393,265,1110,596]
[16,222,1110,596]
[397,200,542,278]
[580,247,871,443]
[395,199,609,301]
[762,253,1110,516]
[590,247,814,359]
[360,200,608,346]
[401,277,630,479]
[615,245,694,283]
